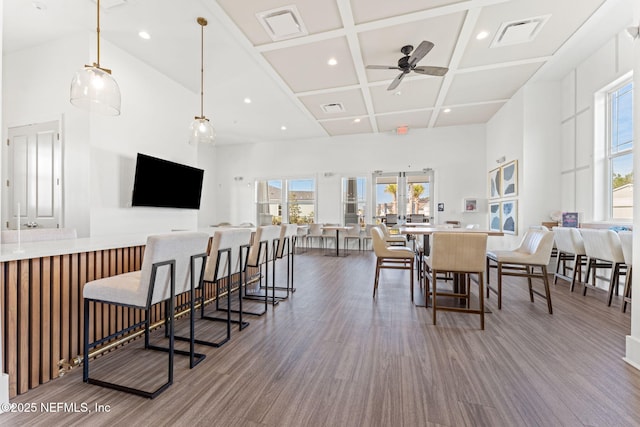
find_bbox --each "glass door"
[373,170,433,225]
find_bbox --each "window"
[256,178,316,225]
[608,81,633,220]
[342,177,367,226]
[287,179,315,224]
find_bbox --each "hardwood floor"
[3,249,640,426]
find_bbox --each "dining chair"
[379,222,406,246]
[552,227,587,291]
[343,223,362,252]
[425,232,488,329]
[82,232,209,398]
[486,229,555,314]
[371,227,415,302]
[361,224,375,250]
[306,223,325,250]
[619,231,633,313]
[580,229,626,307]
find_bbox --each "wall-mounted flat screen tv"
[132,153,204,209]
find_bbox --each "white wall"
[211,125,487,228]
[560,29,634,222]
[3,33,201,237]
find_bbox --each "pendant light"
[70,0,121,115]
[189,17,215,145]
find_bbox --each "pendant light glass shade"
[189,117,215,145]
[189,17,215,145]
[70,65,121,115]
[70,0,121,115]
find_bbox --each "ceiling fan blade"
[413,66,449,76]
[408,40,434,66]
[366,65,401,70]
[387,72,407,90]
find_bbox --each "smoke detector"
[257,5,308,41]
[490,15,550,48]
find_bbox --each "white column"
[0,0,10,408]
[624,1,640,369]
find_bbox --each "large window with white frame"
[608,80,633,220]
[256,178,316,225]
[342,177,367,226]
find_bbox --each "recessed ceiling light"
[138,31,151,40]
[443,108,451,113]
[476,31,489,40]
[244,97,252,104]
[327,58,338,66]
[353,118,361,123]
[281,125,287,131]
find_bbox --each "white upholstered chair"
[306,223,325,250]
[580,229,626,307]
[343,223,362,252]
[201,228,253,337]
[379,222,406,246]
[425,232,488,329]
[486,229,555,314]
[371,227,415,302]
[619,231,633,313]
[245,225,282,310]
[83,232,209,398]
[552,227,587,291]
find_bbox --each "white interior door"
[6,121,62,229]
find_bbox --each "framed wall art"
[501,160,518,197]
[489,202,501,231]
[501,199,518,235]
[463,198,478,212]
[489,167,501,199]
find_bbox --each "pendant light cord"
[198,17,207,119]
[96,0,101,67]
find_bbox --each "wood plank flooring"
[3,249,640,426]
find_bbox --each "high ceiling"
[2,0,624,144]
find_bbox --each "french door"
[373,170,433,224]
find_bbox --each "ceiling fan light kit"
[366,40,449,91]
[70,0,121,115]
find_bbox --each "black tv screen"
[131,153,204,209]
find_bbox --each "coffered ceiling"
[2,0,621,143]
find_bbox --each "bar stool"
[552,227,587,292]
[244,225,282,311]
[83,232,209,398]
[619,231,633,313]
[580,229,626,307]
[425,232,488,329]
[199,228,252,340]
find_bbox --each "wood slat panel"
[6,262,17,398]
[70,254,79,360]
[50,256,61,381]
[29,259,40,389]
[40,258,51,384]
[18,260,29,395]
[60,255,70,364]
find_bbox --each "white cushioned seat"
[372,227,414,301]
[580,229,626,307]
[552,227,587,291]
[486,229,555,314]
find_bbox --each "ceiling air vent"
[321,103,345,114]
[490,15,550,48]
[257,5,308,41]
